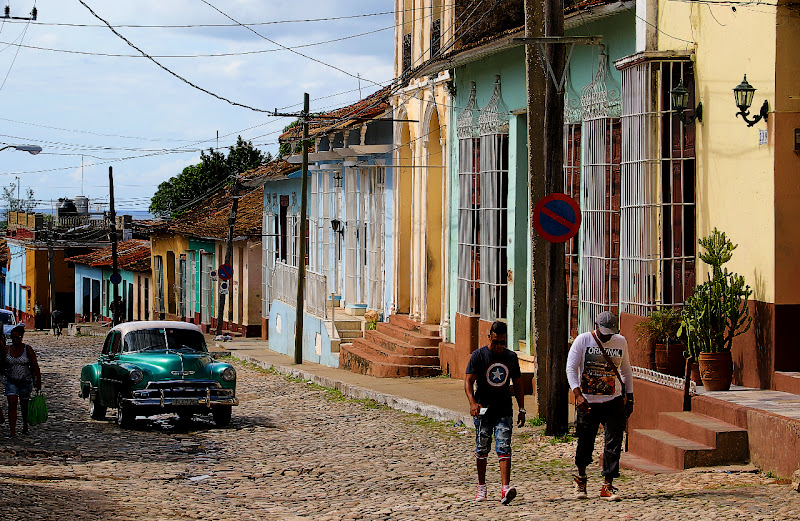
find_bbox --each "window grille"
[365,167,385,312]
[477,76,509,321]
[430,19,441,58]
[262,194,277,318]
[154,255,164,313]
[402,33,412,75]
[187,251,197,320]
[619,58,696,316]
[344,168,360,303]
[178,256,186,318]
[457,82,481,315]
[564,122,581,338]
[200,252,213,324]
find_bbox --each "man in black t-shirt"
[465,321,525,504]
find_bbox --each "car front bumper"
[127,381,237,409]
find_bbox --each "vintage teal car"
[79,321,238,428]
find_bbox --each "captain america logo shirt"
[486,362,510,387]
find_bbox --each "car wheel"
[116,395,135,429]
[212,406,232,427]
[89,391,107,421]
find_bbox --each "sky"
[0,0,395,214]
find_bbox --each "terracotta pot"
[698,351,733,391]
[655,343,685,377]
[690,361,702,386]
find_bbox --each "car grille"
[132,380,233,400]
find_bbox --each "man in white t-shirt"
[566,311,634,501]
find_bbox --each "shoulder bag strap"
[590,330,627,399]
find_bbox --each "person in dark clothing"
[464,321,525,504]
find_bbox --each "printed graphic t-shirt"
[565,332,634,404]
[466,346,522,418]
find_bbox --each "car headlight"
[129,369,144,384]
[221,367,236,382]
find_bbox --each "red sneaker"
[500,485,517,505]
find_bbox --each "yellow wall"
[150,233,189,317]
[659,0,777,302]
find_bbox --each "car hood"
[117,351,215,380]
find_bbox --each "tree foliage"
[149,136,266,218]
[2,183,35,213]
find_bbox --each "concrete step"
[339,343,442,378]
[376,322,441,347]
[338,329,364,341]
[620,452,680,475]
[628,429,714,470]
[774,371,800,395]
[363,330,439,357]
[351,337,440,367]
[658,411,748,457]
[335,320,364,331]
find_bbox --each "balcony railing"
[272,261,328,319]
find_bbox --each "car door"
[99,331,122,406]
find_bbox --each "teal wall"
[447,45,529,349]
[565,11,635,99]
[187,239,215,316]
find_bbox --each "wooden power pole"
[293,93,310,364]
[109,167,120,326]
[524,0,569,435]
[216,178,241,337]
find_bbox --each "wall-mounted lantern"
[670,79,702,125]
[733,74,769,127]
[331,218,345,235]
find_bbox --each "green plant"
[634,307,683,345]
[678,228,753,359]
[527,416,545,427]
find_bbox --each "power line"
[77,0,273,113]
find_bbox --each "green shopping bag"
[27,391,48,426]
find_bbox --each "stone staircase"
[625,411,749,471]
[773,371,800,394]
[339,314,442,378]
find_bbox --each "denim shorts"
[4,378,33,399]
[473,415,513,457]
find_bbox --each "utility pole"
[47,221,56,323]
[523,0,569,435]
[216,177,241,336]
[273,94,311,364]
[294,93,310,364]
[109,167,120,325]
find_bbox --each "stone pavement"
[0,332,797,521]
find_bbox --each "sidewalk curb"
[230,352,473,427]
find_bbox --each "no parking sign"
[532,193,581,243]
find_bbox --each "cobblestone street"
[0,332,797,520]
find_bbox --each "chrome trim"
[160,388,165,408]
[122,397,239,407]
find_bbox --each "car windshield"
[123,328,207,353]
[0,313,15,326]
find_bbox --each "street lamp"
[0,144,42,155]
[733,75,769,127]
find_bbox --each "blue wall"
[268,300,337,367]
[6,242,26,314]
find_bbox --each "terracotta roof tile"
[166,181,264,241]
[280,86,392,142]
[65,239,151,272]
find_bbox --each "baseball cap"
[595,311,619,335]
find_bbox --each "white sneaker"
[475,484,488,501]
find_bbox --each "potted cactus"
[678,229,752,391]
[634,307,684,376]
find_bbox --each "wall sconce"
[333,169,343,188]
[733,75,769,127]
[670,80,702,125]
